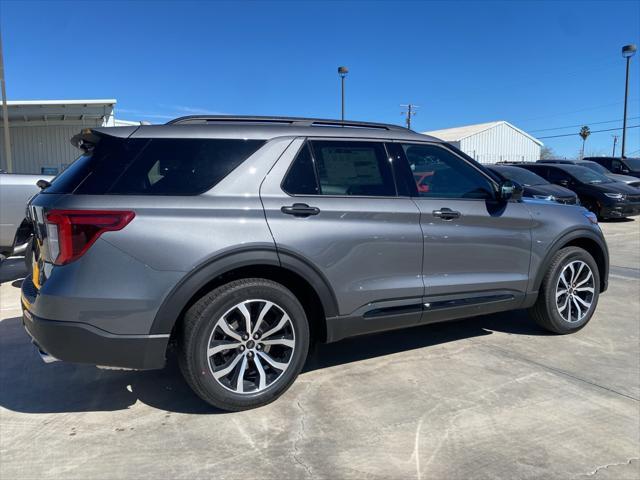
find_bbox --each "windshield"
[567,166,613,184]
[580,162,610,175]
[490,166,549,186]
[623,158,640,170]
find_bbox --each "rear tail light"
[45,210,135,265]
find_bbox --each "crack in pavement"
[292,400,313,478]
[576,457,639,478]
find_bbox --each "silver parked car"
[22,116,609,411]
[0,173,53,261]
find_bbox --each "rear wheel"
[178,278,309,411]
[528,246,600,334]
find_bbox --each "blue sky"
[1,0,639,157]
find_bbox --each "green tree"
[579,126,591,159]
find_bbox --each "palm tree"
[579,126,591,159]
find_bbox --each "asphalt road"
[1,219,638,479]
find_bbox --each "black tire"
[528,246,600,334]
[581,199,601,219]
[178,278,310,411]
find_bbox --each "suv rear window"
[45,136,265,195]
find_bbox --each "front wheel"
[528,246,600,334]
[178,278,310,411]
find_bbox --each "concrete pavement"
[1,219,638,479]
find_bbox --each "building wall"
[459,123,541,164]
[0,120,102,174]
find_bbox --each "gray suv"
[22,116,609,411]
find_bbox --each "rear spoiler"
[70,126,140,152]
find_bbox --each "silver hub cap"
[556,260,595,323]
[206,299,295,394]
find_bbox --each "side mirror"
[621,168,630,174]
[499,180,523,202]
[558,179,570,187]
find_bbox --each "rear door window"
[282,140,397,197]
[310,140,396,196]
[281,143,319,195]
[45,136,265,195]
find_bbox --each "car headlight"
[533,194,555,201]
[604,193,625,200]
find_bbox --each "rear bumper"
[22,276,168,370]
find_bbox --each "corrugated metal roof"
[1,99,116,122]
[422,120,542,146]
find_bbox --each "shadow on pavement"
[0,308,547,415]
[0,258,27,284]
[600,217,635,223]
[305,309,547,372]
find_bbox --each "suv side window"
[48,137,265,195]
[399,143,495,199]
[547,167,572,184]
[309,140,396,196]
[281,143,319,195]
[611,159,623,173]
[282,140,397,197]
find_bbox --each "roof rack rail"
[166,115,409,131]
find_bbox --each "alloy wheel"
[555,260,595,323]
[206,299,295,394]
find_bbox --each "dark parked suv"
[513,162,640,219]
[583,157,640,179]
[485,164,578,204]
[22,116,609,411]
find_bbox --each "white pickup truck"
[0,173,53,261]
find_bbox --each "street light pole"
[338,66,348,121]
[621,44,637,158]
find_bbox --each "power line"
[537,124,640,139]
[519,99,638,122]
[530,116,640,133]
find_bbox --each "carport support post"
[0,29,11,173]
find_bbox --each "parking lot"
[0,219,638,479]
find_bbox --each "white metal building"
[0,99,139,175]
[423,120,543,164]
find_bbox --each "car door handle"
[281,203,321,217]
[433,208,461,220]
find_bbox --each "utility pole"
[0,27,12,173]
[612,135,619,157]
[400,104,419,130]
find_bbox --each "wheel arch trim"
[532,228,609,294]
[149,246,338,335]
